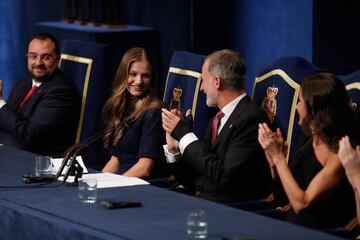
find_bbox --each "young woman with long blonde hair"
[102,47,165,178]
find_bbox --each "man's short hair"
[30,32,60,55]
[206,49,247,91]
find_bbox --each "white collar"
[32,79,42,87]
[217,93,246,133]
[220,92,246,117]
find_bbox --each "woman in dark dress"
[101,47,165,178]
[258,72,358,229]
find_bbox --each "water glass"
[186,210,208,239]
[35,155,52,177]
[78,178,97,204]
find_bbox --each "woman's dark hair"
[301,72,359,152]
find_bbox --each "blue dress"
[109,108,166,176]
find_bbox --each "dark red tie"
[20,85,38,107]
[211,111,225,144]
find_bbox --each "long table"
[0,146,346,240]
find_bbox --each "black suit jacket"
[0,69,80,156]
[171,95,271,202]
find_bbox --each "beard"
[206,95,217,107]
[30,66,55,82]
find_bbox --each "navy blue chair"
[253,58,360,164]
[252,58,360,238]
[227,56,318,211]
[163,51,216,140]
[150,51,217,188]
[60,39,113,169]
[252,56,318,164]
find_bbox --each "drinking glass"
[78,178,97,203]
[35,155,52,177]
[186,210,208,239]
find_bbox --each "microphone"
[27,116,134,184]
[61,144,89,184]
[50,143,85,182]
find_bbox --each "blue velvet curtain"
[1,0,358,99]
[0,0,193,99]
[0,0,63,99]
[232,0,313,94]
[123,0,193,95]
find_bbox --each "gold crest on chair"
[261,86,279,123]
[350,100,357,113]
[169,87,183,111]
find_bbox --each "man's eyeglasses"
[26,53,57,62]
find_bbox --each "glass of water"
[35,155,52,177]
[78,178,97,204]
[186,210,208,239]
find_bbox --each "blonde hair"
[102,47,163,147]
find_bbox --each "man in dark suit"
[162,49,271,203]
[0,33,79,156]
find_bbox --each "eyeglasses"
[26,53,57,62]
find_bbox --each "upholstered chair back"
[163,51,216,140]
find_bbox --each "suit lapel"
[9,80,32,110]
[203,120,213,146]
[20,85,45,111]
[24,86,43,105]
[212,96,251,146]
[11,70,59,110]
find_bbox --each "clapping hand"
[162,108,193,141]
[338,136,360,188]
[162,108,183,153]
[258,123,287,167]
[162,108,182,132]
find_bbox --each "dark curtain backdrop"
[122,0,193,95]
[122,0,313,95]
[232,0,313,94]
[313,0,360,75]
[1,0,359,98]
[0,0,63,99]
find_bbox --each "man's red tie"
[211,111,225,144]
[20,85,38,107]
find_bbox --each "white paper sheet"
[51,156,88,175]
[59,172,149,188]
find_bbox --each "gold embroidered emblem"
[350,100,357,112]
[261,86,278,123]
[169,87,182,111]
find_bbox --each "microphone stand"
[23,144,86,184]
[23,116,133,185]
[62,144,89,186]
[52,116,133,185]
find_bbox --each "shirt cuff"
[163,145,181,163]
[0,99,6,109]
[179,132,198,154]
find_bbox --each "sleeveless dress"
[275,133,355,229]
